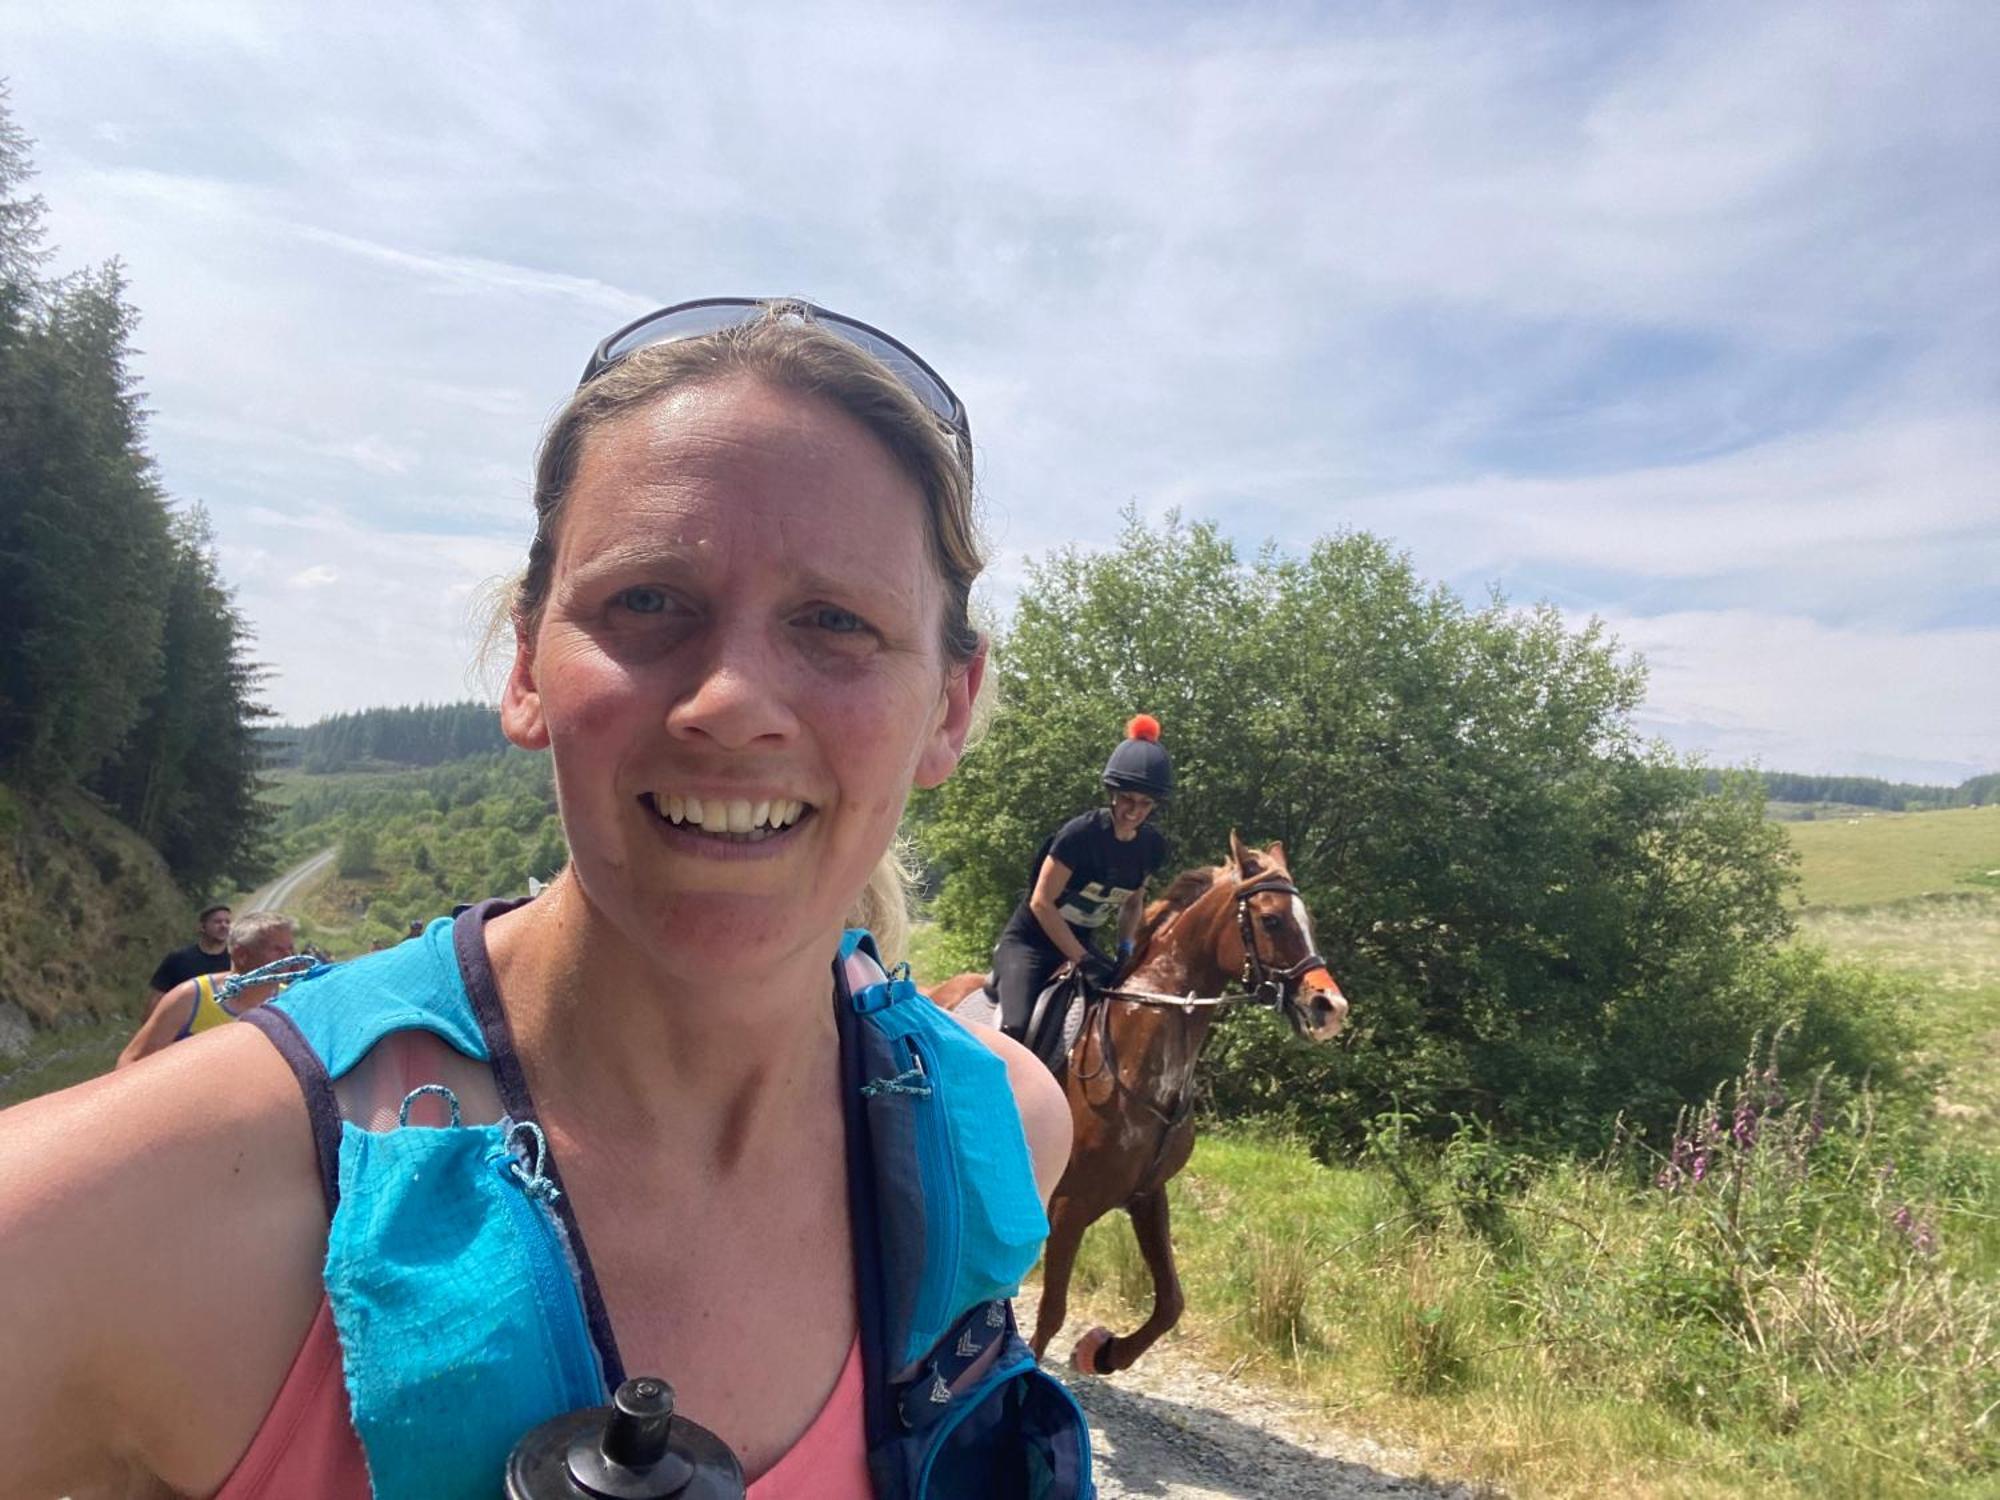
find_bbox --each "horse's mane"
[1134,864,1228,953]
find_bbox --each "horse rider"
[990,715,1173,1044]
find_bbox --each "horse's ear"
[1228,828,1250,872]
[1267,840,1289,870]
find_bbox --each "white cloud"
[0,0,1992,774]
[1591,608,2000,783]
[286,564,339,589]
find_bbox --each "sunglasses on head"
[579,297,971,455]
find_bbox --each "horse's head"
[1226,831,1348,1042]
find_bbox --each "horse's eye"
[1260,913,1285,933]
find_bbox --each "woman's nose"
[662,622,798,750]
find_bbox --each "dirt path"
[243,845,336,915]
[1019,1293,1492,1499]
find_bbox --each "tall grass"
[1058,1054,1999,1498]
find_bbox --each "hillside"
[262,751,562,955]
[1784,803,2000,908]
[0,780,188,1055]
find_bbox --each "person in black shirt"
[991,716,1173,1042]
[144,905,233,1002]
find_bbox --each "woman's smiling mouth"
[640,791,815,844]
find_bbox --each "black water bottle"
[505,1376,745,1499]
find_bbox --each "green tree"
[915,513,1858,1149]
[0,88,271,897]
[95,507,271,892]
[339,826,378,878]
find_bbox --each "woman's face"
[502,375,982,974]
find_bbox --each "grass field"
[1058,1119,1997,1499]
[1785,804,2000,908]
[1787,805,2000,1151]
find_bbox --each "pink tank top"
[215,1297,869,1499]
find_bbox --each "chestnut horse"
[932,832,1347,1375]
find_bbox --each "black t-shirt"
[1004,809,1169,947]
[149,942,231,993]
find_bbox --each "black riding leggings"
[991,930,1072,1041]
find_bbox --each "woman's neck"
[482,878,842,1158]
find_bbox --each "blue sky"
[3,2,1995,782]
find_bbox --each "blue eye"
[617,586,667,614]
[811,606,867,634]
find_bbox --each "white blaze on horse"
[933,831,1347,1374]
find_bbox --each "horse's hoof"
[1070,1326,1112,1376]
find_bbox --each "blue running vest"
[246,904,1094,1500]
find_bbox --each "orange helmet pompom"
[1126,714,1162,742]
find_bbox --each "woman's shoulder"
[0,1024,330,1495]
[953,1020,1072,1203]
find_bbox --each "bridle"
[1234,874,1331,1012]
[1099,872,1329,1020]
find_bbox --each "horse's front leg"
[1081,1186,1185,1377]
[1030,1191,1090,1361]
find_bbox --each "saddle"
[958,969,1091,1075]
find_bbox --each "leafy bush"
[915,512,1925,1151]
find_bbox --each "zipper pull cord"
[506,1119,563,1203]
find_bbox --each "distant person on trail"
[116,912,301,1068]
[990,715,1173,1044]
[143,904,232,1003]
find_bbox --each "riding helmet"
[1102,714,1173,802]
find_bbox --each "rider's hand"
[1078,950,1118,988]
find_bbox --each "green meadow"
[1786,803,2000,909]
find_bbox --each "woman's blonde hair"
[502,304,985,953]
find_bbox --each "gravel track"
[244,845,337,915]
[1019,1293,1492,1500]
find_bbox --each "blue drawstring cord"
[212,953,321,1006]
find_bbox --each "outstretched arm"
[116,981,197,1069]
[0,1028,328,1499]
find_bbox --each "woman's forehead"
[558,379,937,584]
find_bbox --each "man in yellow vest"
[116,911,299,1068]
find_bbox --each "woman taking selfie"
[0,301,1087,1499]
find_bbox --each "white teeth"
[655,794,810,834]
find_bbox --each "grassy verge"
[1062,1112,1997,1499]
[0,1008,140,1109]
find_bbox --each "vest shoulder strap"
[268,917,488,1079]
[837,933,1049,1374]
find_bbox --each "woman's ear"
[499,625,551,751]
[914,638,988,789]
